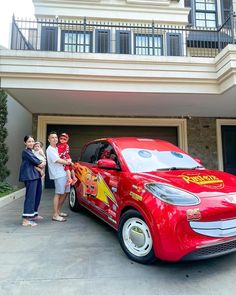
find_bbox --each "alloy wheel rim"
[122,217,153,257]
[69,187,76,207]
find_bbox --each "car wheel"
[69,186,80,212]
[118,209,156,264]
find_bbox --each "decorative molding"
[37,115,188,151]
[33,0,188,24]
[0,50,220,95]
[126,0,170,6]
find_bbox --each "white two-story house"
[1,0,236,187]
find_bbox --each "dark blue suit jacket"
[19,148,42,182]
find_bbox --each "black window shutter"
[41,27,58,51]
[61,30,66,51]
[222,0,232,22]
[167,33,182,56]
[184,0,193,25]
[95,29,110,53]
[116,31,131,54]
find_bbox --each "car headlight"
[145,183,200,206]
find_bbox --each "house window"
[195,0,217,28]
[116,31,131,54]
[80,142,101,164]
[134,34,162,55]
[95,30,110,53]
[62,31,92,53]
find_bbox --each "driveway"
[0,189,236,295]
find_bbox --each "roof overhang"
[1,45,236,117]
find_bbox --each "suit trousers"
[22,178,42,218]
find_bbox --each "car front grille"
[182,239,236,261]
[189,218,236,238]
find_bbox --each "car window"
[98,142,113,159]
[98,142,120,167]
[121,148,203,173]
[80,142,101,163]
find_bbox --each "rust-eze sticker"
[186,208,201,221]
[180,173,224,189]
[130,191,143,201]
[132,185,145,193]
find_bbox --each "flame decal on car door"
[74,163,117,206]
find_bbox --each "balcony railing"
[10,15,236,58]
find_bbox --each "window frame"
[61,30,93,53]
[134,33,163,56]
[194,0,218,28]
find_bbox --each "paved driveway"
[0,189,236,295]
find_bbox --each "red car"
[69,137,236,264]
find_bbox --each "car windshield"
[121,148,204,173]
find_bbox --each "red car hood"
[137,169,236,197]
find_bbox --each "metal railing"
[10,14,236,58]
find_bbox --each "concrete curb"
[0,188,25,208]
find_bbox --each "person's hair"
[48,131,57,138]
[34,141,42,148]
[24,135,34,143]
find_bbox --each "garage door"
[45,124,178,188]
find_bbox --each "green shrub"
[0,182,14,197]
[0,89,12,197]
[0,89,10,182]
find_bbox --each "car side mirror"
[97,159,117,169]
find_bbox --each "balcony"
[10,15,236,58]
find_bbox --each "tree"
[0,89,10,182]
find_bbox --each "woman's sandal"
[31,215,44,221]
[59,212,68,217]
[22,220,38,227]
[52,215,67,222]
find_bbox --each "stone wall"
[187,117,217,170]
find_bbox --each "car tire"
[69,186,81,212]
[118,209,156,264]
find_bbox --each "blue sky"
[0,0,34,48]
